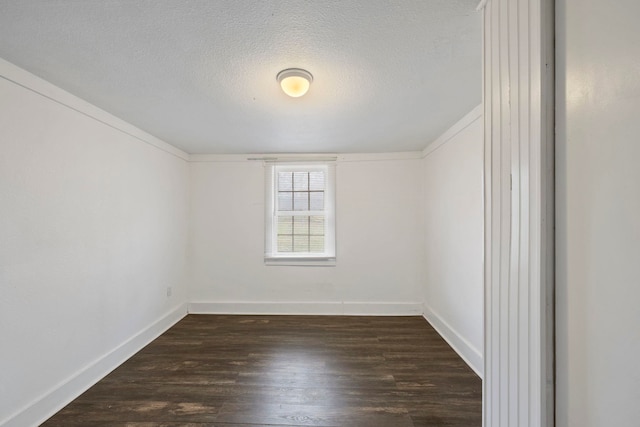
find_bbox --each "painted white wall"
[420,107,484,376]
[0,56,482,425]
[188,154,424,314]
[0,60,190,426]
[556,1,640,425]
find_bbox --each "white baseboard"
[188,301,424,316]
[1,303,188,427]
[422,303,483,378]
[3,301,477,427]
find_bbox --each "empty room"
[2,1,639,427]
[0,2,484,425]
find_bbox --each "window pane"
[293,191,309,211]
[278,235,293,252]
[309,215,325,235]
[293,216,309,235]
[293,172,309,191]
[277,216,293,234]
[278,172,292,191]
[268,165,333,259]
[310,236,324,253]
[309,191,324,210]
[309,171,325,190]
[294,235,309,252]
[278,191,293,211]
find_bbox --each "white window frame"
[265,162,336,266]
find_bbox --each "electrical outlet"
[166,286,172,297]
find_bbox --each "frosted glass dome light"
[277,68,313,98]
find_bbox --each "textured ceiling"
[0,1,481,154]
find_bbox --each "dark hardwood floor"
[42,315,481,427]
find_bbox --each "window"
[265,163,336,265]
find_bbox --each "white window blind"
[265,163,336,265]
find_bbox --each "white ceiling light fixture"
[277,68,313,98]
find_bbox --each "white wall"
[556,1,640,426]
[420,106,484,376]
[0,56,484,425]
[188,154,424,315]
[0,60,190,426]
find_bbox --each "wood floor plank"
[42,315,481,426]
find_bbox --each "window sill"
[264,257,336,267]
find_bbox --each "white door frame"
[480,0,555,425]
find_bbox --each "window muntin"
[265,163,335,263]
[276,215,325,253]
[275,170,326,254]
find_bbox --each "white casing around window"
[264,162,336,266]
